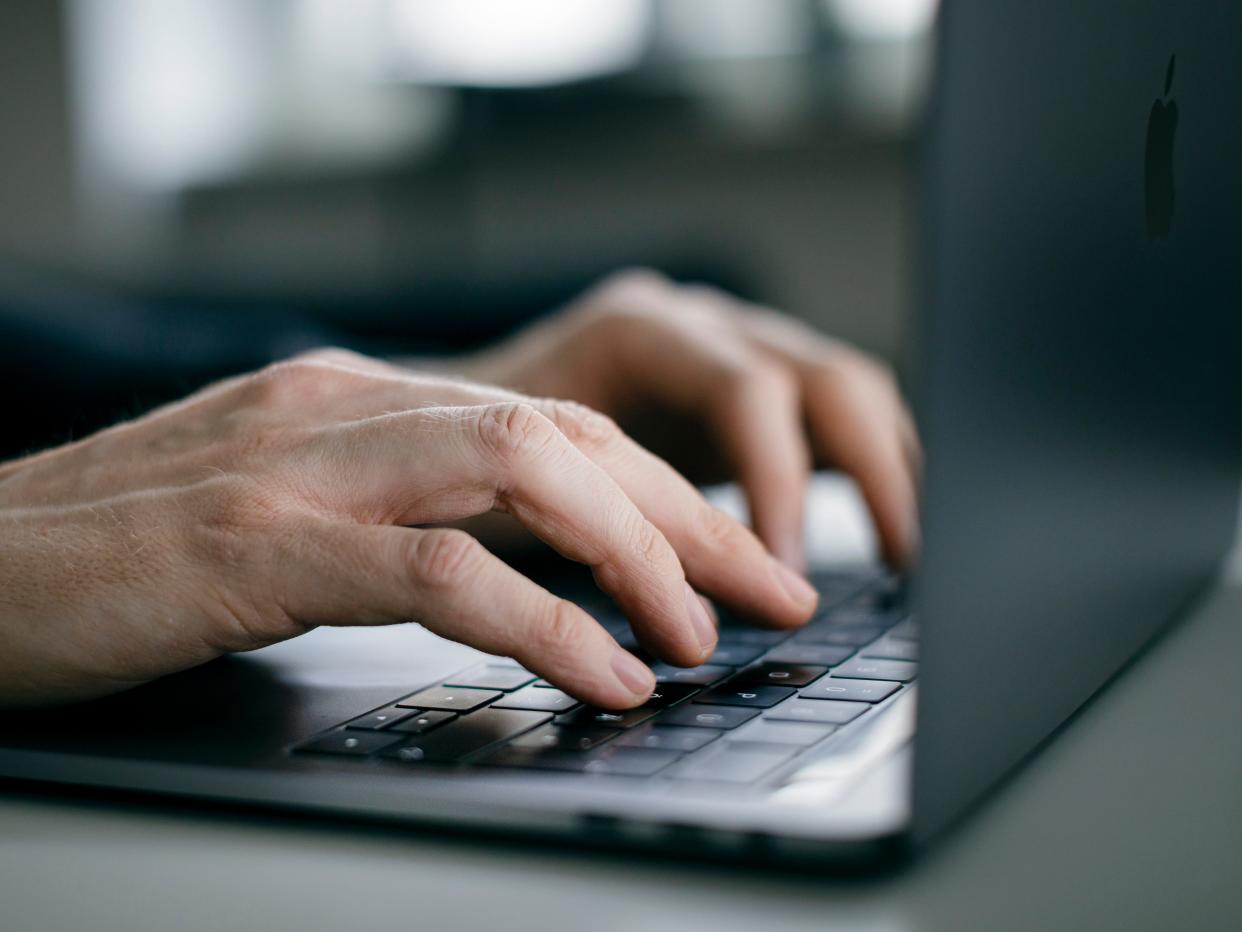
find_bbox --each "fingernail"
[610,645,654,698]
[685,582,717,654]
[771,557,818,610]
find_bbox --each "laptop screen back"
[909,0,1242,843]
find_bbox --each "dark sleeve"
[0,265,342,458]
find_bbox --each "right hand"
[0,349,818,710]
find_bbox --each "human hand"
[0,350,817,709]
[446,270,921,569]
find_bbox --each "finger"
[594,309,815,570]
[898,403,924,477]
[712,301,922,562]
[227,352,526,432]
[704,360,811,571]
[315,402,716,667]
[803,362,919,565]
[535,399,818,627]
[281,523,656,708]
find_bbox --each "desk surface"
[2,484,1239,932]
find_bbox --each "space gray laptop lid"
[908,0,1242,843]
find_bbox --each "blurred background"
[0,0,935,362]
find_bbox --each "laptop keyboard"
[292,569,915,787]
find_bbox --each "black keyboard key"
[806,568,875,586]
[492,686,580,713]
[668,746,794,783]
[732,662,828,687]
[554,706,657,729]
[295,730,403,756]
[510,725,620,751]
[715,627,793,647]
[832,658,917,682]
[396,686,501,712]
[582,747,680,776]
[694,685,796,708]
[597,616,632,636]
[616,725,719,752]
[846,576,904,610]
[729,719,835,747]
[801,678,901,703]
[707,644,765,666]
[482,747,594,772]
[388,710,457,734]
[641,683,700,709]
[861,639,918,662]
[763,644,856,667]
[444,665,536,691]
[793,624,887,647]
[612,634,642,655]
[821,605,893,627]
[344,706,414,731]
[844,590,890,610]
[807,570,875,604]
[383,708,551,763]
[480,657,529,671]
[765,698,868,724]
[657,704,759,729]
[650,663,732,686]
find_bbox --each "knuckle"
[542,400,619,449]
[670,282,737,326]
[187,479,291,575]
[722,357,798,403]
[477,402,560,463]
[670,301,721,330]
[598,266,670,299]
[823,346,894,392]
[753,358,800,394]
[245,359,335,408]
[700,505,747,555]
[202,478,289,534]
[574,268,671,332]
[293,346,371,369]
[631,517,670,573]
[411,529,480,589]
[220,423,303,467]
[536,598,590,660]
[677,281,729,308]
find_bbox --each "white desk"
[2,482,1239,932]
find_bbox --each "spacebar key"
[384,709,552,763]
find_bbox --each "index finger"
[318,402,719,667]
[536,400,819,627]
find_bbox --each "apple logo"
[1144,54,1178,239]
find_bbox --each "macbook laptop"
[1,0,1239,865]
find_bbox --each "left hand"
[443,269,921,569]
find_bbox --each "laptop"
[1,0,1239,865]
